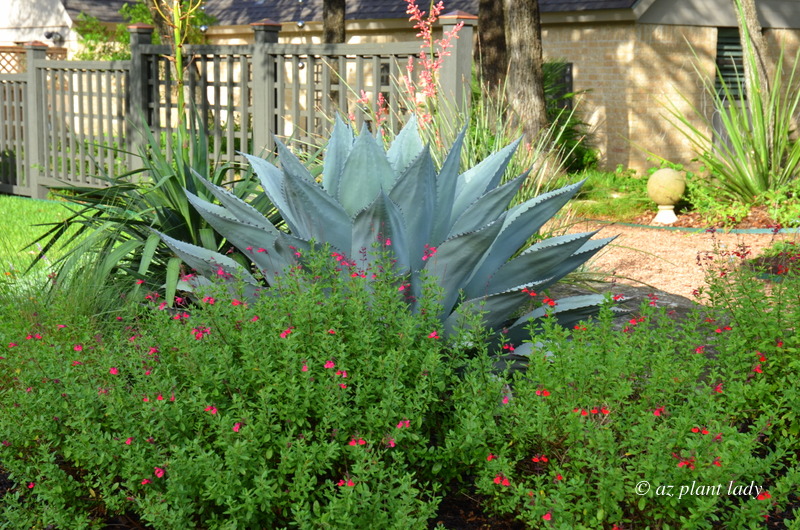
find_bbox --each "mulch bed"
[631,205,788,230]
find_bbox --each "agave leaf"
[351,191,408,269]
[442,278,553,336]
[154,229,259,287]
[387,115,425,174]
[451,138,521,221]
[466,180,585,289]
[425,217,506,318]
[431,126,467,244]
[182,191,293,283]
[448,173,527,238]
[275,137,317,183]
[504,294,610,346]
[322,115,356,199]
[475,231,603,296]
[338,125,396,216]
[387,146,436,270]
[280,164,352,253]
[192,171,276,231]
[244,154,300,234]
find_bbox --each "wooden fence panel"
[36,60,130,189]
[0,75,27,194]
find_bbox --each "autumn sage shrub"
[473,256,800,528]
[0,246,501,528]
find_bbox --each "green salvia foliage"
[156,116,614,361]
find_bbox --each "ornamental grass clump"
[157,116,613,364]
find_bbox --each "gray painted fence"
[0,15,475,199]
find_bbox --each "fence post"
[24,41,48,199]
[251,20,281,156]
[127,23,154,170]
[437,11,477,121]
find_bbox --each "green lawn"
[0,195,76,280]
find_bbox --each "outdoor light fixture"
[297,21,305,28]
[199,25,208,33]
[44,31,64,45]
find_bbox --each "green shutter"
[715,28,745,100]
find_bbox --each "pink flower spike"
[301,363,308,372]
[487,453,496,461]
[109,367,119,375]
[27,482,35,489]
[653,406,665,417]
[327,328,336,334]
[233,422,242,432]
[125,437,133,445]
[156,394,164,401]
[154,467,164,478]
[280,327,294,338]
[71,360,83,366]
[324,360,335,369]
[232,299,244,306]
[73,344,83,352]
[396,419,410,429]
[250,316,259,322]
[136,279,145,285]
[141,479,151,485]
[204,405,218,415]
[428,331,440,339]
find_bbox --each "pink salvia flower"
[233,422,243,432]
[204,405,218,415]
[324,360,335,369]
[109,367,119,375]
[154,467,164,478]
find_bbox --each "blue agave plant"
[156,116,614,359]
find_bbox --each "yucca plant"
[30,112,280,305]
[157,116,614,361]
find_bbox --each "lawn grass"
[0,195,77,287]
[560,167,653,221]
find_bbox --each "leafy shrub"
[471,243,800,527]
[0,246,498,528]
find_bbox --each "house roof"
[61,0,639,26]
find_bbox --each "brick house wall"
[542,22,717,173]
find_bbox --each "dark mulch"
[631,205,788,230]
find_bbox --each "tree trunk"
[503,0,548,142]
[144,0,174,45]
[733,0,772,157]
[477,0,507,90]
[323,0,346,44]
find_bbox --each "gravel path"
[568,220,799,301]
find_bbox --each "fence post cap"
[439,10,478,21]
[24,41,49,48]
[250,19,282,28]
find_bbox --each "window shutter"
[715,28,745,100]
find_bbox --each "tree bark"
[477,0,507,90]
[503,0,549,142]
[323,0,346,44]
[144,0,174,44]
[733,0,772,152]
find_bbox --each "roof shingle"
[62,0,639,26]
